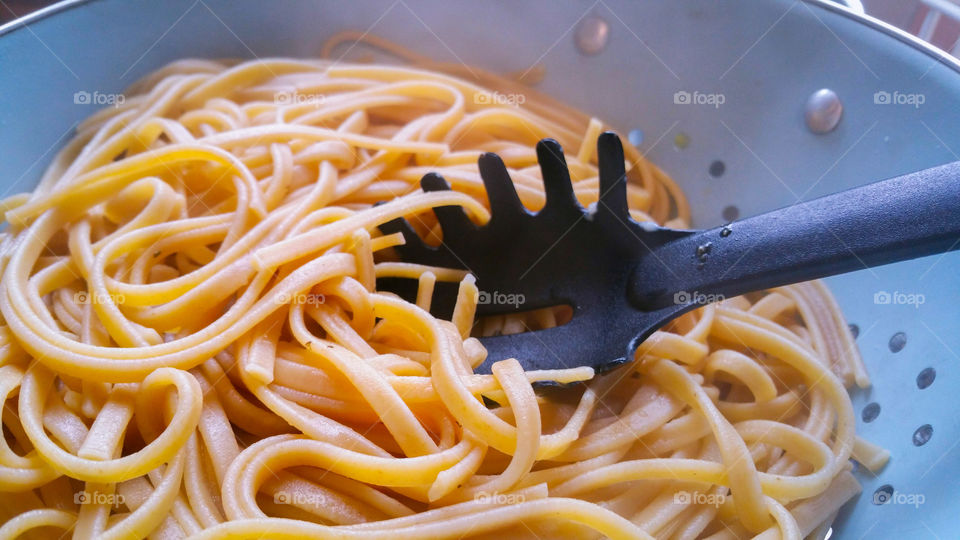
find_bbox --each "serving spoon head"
[377,132,696,374]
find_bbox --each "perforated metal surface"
[1,1,958,537]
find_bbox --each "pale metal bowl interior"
[1,1,958,537]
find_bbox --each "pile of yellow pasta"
[0,52,886,540]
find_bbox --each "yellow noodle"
[0,49,879,540]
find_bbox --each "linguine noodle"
[0,50,884,539]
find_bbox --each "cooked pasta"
[0,44,884,540]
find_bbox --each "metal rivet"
[913,424,933,446]
[575,16,610,55]
[848,323,860,338]
[805,88,843,134]
[889,331,907,353]
[862,402,880,423]
[628,129,644,147]
[722,205,739,221]
[873,484,894,505]
[917,367,936,389]
[709,160,726,177]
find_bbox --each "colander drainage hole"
[913,424,933,446]
[873,484,894,505]
[861,402,880,423]
[722,205,739,222]
[889,331,907,353]
[917,367,935,389]
[709,160,725,177]
[848,323,859,339]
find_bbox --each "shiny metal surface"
[1,1,958,537]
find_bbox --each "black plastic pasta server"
[377,132,960,374]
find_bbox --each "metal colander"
[1,1,957,537]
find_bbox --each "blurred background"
[10,0,959,60]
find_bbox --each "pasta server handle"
[629,160,960,310]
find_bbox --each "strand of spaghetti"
[370,293,518,453]
[252,190,489,270]
[1,254,355,380]
[0,53,873,539]
[552,420,834,504]
[288,309,439,456]
[236,345,390,457]
[18,366,200,482]
[375,263,468,282]
[0,365,61,491]
[219,434,471,521]
[702,350,778,402]
[0,509,76,540]
[177,59,333,109]
[60,74,210,185]
[326,65,585,145]
[643,358,770,532]
[102,448,187,539]
[99,159,336,308]
[198,359,292,437]
[191,497,652,540]
[467,358,540,496]
[6,144,265,226]
[184,433,226,528]
[712,312,856,468]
